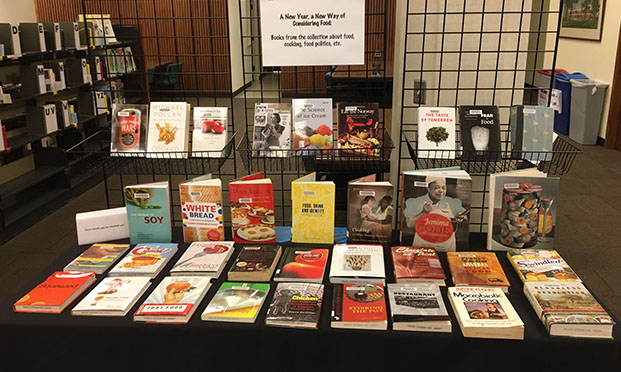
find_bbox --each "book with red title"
[447,252,510,293]
[331,283,387,330]
[14,271,96,313]
[274,247,329,283]
[391,246,446,285]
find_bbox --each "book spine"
[331,284,343,321]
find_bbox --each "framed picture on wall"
[560,0,606,41]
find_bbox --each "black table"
[1,230,619,371]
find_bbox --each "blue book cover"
[124,181,172,244]
[510,106,554,162]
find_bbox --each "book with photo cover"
[459,106,501,161]
[337,102,381,157]
[507,248,580,283]
[146,102,191,158]
[192,107,228,157]
[391,246,446,285]
[292,98,333,153]
[274,247,329,283]
[331,283,387,330]
[329,244,385,284]
[110,104,148,156]
[347,174,394,244]
[252,103,291,157]
[387,283,451,332]
[417,107,456,159]
[229,173,276,244]
[109,243,177,278]
[170,241,235,277]
[72,276,151,317]
[227,245,282,282]
[124,181,172,244]
[179,174,224,243]
[265,282,324,329]
[201,282,270,323]
[64,243,130,274]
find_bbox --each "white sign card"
[260,0,365,66]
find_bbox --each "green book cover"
[124,181,172,244]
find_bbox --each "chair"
[147,67,155,86]
[152,63,182,90]
[325,65,361,101]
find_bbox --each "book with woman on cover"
[347,174,393,244]
[252,103,291,157]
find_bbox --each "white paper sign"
[260,0,365,66]
[538,88,562,114]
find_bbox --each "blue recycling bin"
[539,71,588,135]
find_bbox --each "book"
[347,174,394,244]
[331,283,387,330]
[510,105,554,161]
[0,125,7,152]
[292,98,333,153]
[329,244,385,284]
[146,102,191,158]
[337,102,381,156]
[110,104,148,156]
[391,246,446,285]
[13,272,96,313]
[252,103,291,157]
[417,107,456,159]
[75,207,129,246]
[447,252,510,293]
[387,283,451,332]
[265,282,324,329]
[170,241,235,277]
[229,173,275,244]
[524,282,615,339]
[179,174,224,243]
[507,249,580,283]
[228,245,282,282]
[64,243,130,274]
[291,172,335,244]
[124,181,172,244]
[487,169,559,251]
[448,286,524,340]
[274,247,329,283]
[192,107,228,157]
[400,169,472,251]
[458,106,501,161]
[134,276,212,324]
[71,277,151,316]
[201,282,270,323]
[109,243,178,277]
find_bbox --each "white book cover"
[417,107,456,159]
[72,277,151,316]
[109,243,177,277]
[170,241,235,275]
[147,102,190,158]
[292,98,333,151]
[329,244,385,283]
[252,103,291,157]
[192,107,228,157]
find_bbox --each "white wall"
[0,0,36,23]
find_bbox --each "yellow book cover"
[291,173,335,244]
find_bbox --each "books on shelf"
[110,104,149,156]
[447,252,510,293]
[72,277,151,317]
[274,247,329,283]
[180,174,224,242]
[64,243,130,274]
[459,105,501,161]
[201,282,270,323]
[417,107,456,159]
[507,249,580,283]
[170,241,235,277]
[510,105,554,161]
[146,102,191,158]
[134,276,212,324]
[524,281,615,339]
[391,246,446,285]
[124,181,172,244]
[109,243,177,277]
[292,98,333,153]
[265,282,324,329]
[229,173,275,244]
[337,102,381,157]
[347,174,394,244]
[13,271,96,313]
[252,102,291,157]
[291,172,335,244]
[329,244,385,284]
[331,283,387,330]
[387,283,451,332]
[228,245,282,282]
[192,107,228,157]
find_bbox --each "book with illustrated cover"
[417,107,456,159]
[387,283,451,332]
[192,107,228,157]
[524,282,615,339]
[347,174,394,244]
[124,181,172,244]
[507,249,580,283]
[170,241,235,277]
[510,105,554,161]
[448,286,524,340]
[72,277,151,317]
[229,173,275,244]
[110,104,148,156]
[391,246,446,285]
[180,174,224,243]
[14,271,96,313]
[146,102,191,158]
[292,98,333,153]
[331,283,387,330]
[64,243,130,274]
[274,247,329,283]
[329,244,385,284]
[134,276,211,324]
[447,252,510,293]
[201,282,270,323]
[337,102,381,157]
[265,282,324,329]
[459,106,501,161]
[109,243,177,277]
[252,103,291,157]
[228,245,282,282]
[291,172,335,244]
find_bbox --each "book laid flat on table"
[109,243,177,278]
[449,286,524,340]
[252,103,291,157]
[291,172,335,244]
[170,241,235,277]
[179,174,224,242]
[347,174,394,244]
[507,249,580,283]
[337,102,381,157]
[134,276,211,324]
[201,282,270,323]
[229,173,276,244]
[265,282,324,329]
[329,244,385,284]
[510,105,554,161]
[274,247,329,283]
[64,243,130,274]
[14,271,96,313]
[228,245,282,282]
[146,101,191,158]
[292,98,333,153]
[192,107,228,157]
[387,283,451,332]
[124,181,172,244]
[110,103,148,156]
[458,105,501,161]
[417,107,456,159]
[447,252,510,293]
[524,282,615,339]
[331,283,387,330]
[72,277,151,316]
[391,246,446,285]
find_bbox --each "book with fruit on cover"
[110,104,148,156]
[227,245,282,282]
[507,248,580,283]
[337,102,381,157]
[109,243,177,278]
[447,252,510,293]
[201,282,270,323]
[291,172,335,244]
[134,276,212,324]
[229,173,276,244]
[252,102,291,157]
[329,244,385,284]
[265,282,324,329]
[347,174,394,244]
[124,181,172,244]
[180,174,224,243]
[292,98,333,154]
[72,277,151,316]
[146,102,191,158]
[391,246,446,285]
[331,283,387,330]
[458,105,501,161]
[524,281,615,339]
[192,107,228,157]
[170,241,235,277]
[417,107,456,159]
[64,243,130,274]
[387,283,451,332]
[14,271,96,313]
[274,247,329,283]
[448,286,524,340]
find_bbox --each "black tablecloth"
[1,230,619,371]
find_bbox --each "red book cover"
[13,272,96,313]
[391,246,446,282]
[332,284,387,323]
[274,248,329,282]
[229,176,275,244]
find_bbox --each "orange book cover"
[14,272,96,312]
[447,252,509,288]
